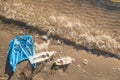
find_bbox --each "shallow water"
[0,0,120,29]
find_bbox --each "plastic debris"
[54,56,73,66]
[40,32,50,41]
[29,51,56,64]
[9,35,36,72]
[51,56,73,72]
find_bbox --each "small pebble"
[83,59,88,65]
[72,58,75,62]
[77,64,81,70]
[35,34,39,38]
[57,40,61,44]
[77,65,81,67]
[1,56,4,58]
[82,70,86,73]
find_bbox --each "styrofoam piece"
[55,56,72,66]
[29,51,56,64]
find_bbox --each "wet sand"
[0,22,120,80]
[0,0,120,80]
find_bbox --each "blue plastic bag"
[9,35,36,72]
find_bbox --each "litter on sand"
[51,56,73,72]
[29,51,56,64]
[54,56,73,66]
[8,35,36,72]
[8,34,73,73]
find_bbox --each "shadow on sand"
[4,52,14,80]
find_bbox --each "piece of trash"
[40,32,50,41]
[51,56,73,72]
[8,35,36,72]
[29,51,56,64]
[83,59,88,65]
[54,56,73,66]
[34,40,50,53]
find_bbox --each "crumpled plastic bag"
[8,35,36,72]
